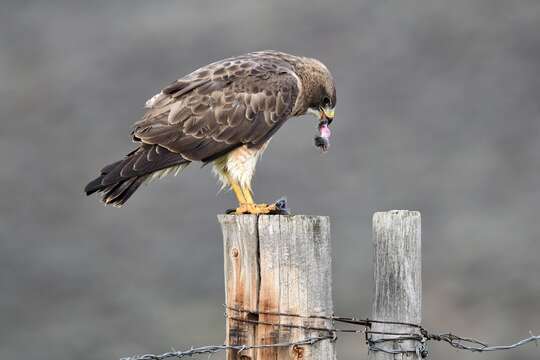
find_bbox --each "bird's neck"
[290,59,326,116]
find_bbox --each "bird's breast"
[213,142,270,190]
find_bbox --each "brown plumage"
[85,51,336,213]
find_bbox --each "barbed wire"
[422,330,540,353]
[120,306,539,360]
[120,334,333,360]
[226,305,421,329]
[365,329,540,357]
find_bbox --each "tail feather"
[84,144,190,206]
[101,176,139,204]
[102,176,147,206]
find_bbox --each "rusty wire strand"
[226,305,422,328]
[228,315,361,334]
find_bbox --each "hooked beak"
[320,106,335,125]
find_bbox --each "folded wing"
[132,55,300,163]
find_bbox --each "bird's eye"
[321,96,331,107]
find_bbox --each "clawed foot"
[226,197,290,215]
[235,203,278,215]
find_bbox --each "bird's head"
[298,58,336,152]
[306,85,336,124]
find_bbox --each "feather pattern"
[132,51,301,164]
[84,144,190,206]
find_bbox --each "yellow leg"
[241,185,255,204]
[225,174,247,205]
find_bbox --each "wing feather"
[132,54,300,162]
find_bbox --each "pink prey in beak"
[314,120,331,152]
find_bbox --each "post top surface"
[373,210,421,218]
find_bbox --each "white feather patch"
[145,92,165,108]
[212,142,270,192]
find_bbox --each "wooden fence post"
[368,210,422,360]
[218,215,336,360]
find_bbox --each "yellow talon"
[234,203,277,215]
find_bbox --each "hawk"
[85,51,336,214]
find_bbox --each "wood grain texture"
[218,215,335,360]
[369,210,421,360]
[219,215,259,360]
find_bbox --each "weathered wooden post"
[218,215,336,360]
[368,210,422,360]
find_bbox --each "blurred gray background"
[1,1,539,359]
